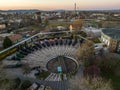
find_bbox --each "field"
[48,21,71,28]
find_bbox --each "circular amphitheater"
[46,56,78,73]
[22,39,82,73]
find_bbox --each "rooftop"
[9,34,22,41]
[102,28,120,40]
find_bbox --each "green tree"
[20,80,31,90]
[3,36,13,49]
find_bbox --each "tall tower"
[74,3,76,14]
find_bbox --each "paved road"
[76,65,84,77]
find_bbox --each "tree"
[84,65,100,78]
[44,19,49,26]
[72,19,83,30]
[0,78,21,90]
[76,40,95,66]
[94,54,120,74]
[20,80,31,90]
[97,21,103,28]
[68,76,113,90]
[3,36,13,49]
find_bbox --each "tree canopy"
[69,76,113,90]
[3,36,13,49]
[72,19,83,30]
[76,40,94,65]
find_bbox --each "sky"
[0,0,120,10]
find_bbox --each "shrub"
[84,65,100,78]
[20,80,31,90]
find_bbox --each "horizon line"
[0,8,120,11]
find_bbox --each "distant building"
[101,28,120,52]
[83,27,102,38]
[90,13,106,20]
[0,23,6,29]
[57,26,65,31]
[9,34,23,44]
[0,33,13,38]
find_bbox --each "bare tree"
[76,40,95,66]
[94,53,120,74]
[72,19,83,30]
[68,76,113,90]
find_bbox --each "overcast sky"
[0,0,120,10]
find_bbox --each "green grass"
[32,25,40,30]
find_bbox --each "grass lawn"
[32,25,41,30]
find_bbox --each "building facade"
[101,28,120,52]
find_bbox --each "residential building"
[83,27,102,38]
[9,34,23,44]
[101,28,120,52]
[0,23,6,29]
[0,33,23,48]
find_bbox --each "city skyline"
[0,0,120,10]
